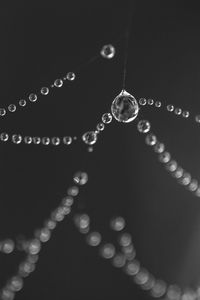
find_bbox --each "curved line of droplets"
[0,43,199,300]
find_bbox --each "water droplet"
[82,131,97,145]
[0,132,9,141]
[51,207,65,222]
[111,90,139,123]
[125,259,140,275]
[122,244,136,260]
[182,111,189,118]
[74,214,90,230]
[110,216,125,231]
[18,260,35,277]
[86,232,101,246]
[63,136,72,145]
[64,72,76,81]
[188,179,198,192]
[154,142,165,153]
[29,93,37,102]
[139,98,147,106]
[100,243,115,259]
[166,285,181,300]
[141,274,155,291]
[51,137,60,146]
[96,122,105,131]
[172,166,184,179]
[62,196,74,207]
[150,280,167,298]
[174,107,182,115]
[1,239,15,254]
[7,276,23,292]
[67,186,79,196]
[54,79,63,87]
[137,120,151,133]
[24,136,32,144]
[167,104,174,112]
[147,99,154,105]
[27,239,41,255]
[12,134,22,144]
[165,160,177,172]
[33,137,41,144]
[0,108,6,116]
[44,219,56,230]
[73,171,88,185]
[102,113,112,124]
[145,133,157,146]
[134,268,149,285]
[8,104,16,112]
[42,137,50,145]
[112,253,126,268]
[1,288,15,300]
[195,115,200,123]
[158,151,171,163]
[118,233,132,247]
[19,99,26,107]
[35,227,51,243]
[40,87,49,95]
[88,147,93,152]
[100,44,115,59]
[179,172,191,186]
[155,101,161,107]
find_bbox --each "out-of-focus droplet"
[29,93,37,102]
[167,105,174,112]
[179,172,191,186]
[63,136,72,145]
[96,123,105,132]
[158,151,171,163]
[100,243,116,259]
[86,232,101,246]
[150,279,167,298]
[112,253,126,268]
[65,72,76,81]
[19,99,26,107]
[195,115,200,123]
[166,284,181,300]
[62,196,74,207]
[18,260,36,277]
[7,275,24,292]
[33,137,41,144]
[42,137,50,145]
[74,214,90,230]
[172,166,184,179]
[111,90,139,123]
[188,179,198,192]
[51,137,60,146]
[44,219,57,230]
[155,101,161,107]
[40,87,49,95]
[137,120,151,133]
[174,107,182,115]
[110,216,125,231]
[165,160,178,172]
[145,133,157,146]
[100,44,115,59]
[139,98,147,106]
[35,227,51,243]
[118,233,132,247]
[24,136,32,144]
[8,104,16,112]
[102,113,112,124]
[147,99,154,105]
[54,79,63,87]
[141,274,155,291]
[122,244,136,260]
[1,239,15,254]
[12,134,22,144]
[182,111,189,118]
[73,171,88,185]
[134,268,149,285]
[27,239,41,255]
[1,288,15,300]
[154,142,165,154]
[82,131,97,145]
[67,186,79,196]
[125,259,140,275]
[0,132,9,141]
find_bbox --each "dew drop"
[73,171,88,185]
[100,44,115,59]
[111,90,139,123]
[82,131,97,145]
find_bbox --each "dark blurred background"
[1,0,200,299]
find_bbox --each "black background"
[1,0,200,299]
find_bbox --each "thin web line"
[122,2,135,89]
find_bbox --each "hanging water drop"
[111,90,139,123]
